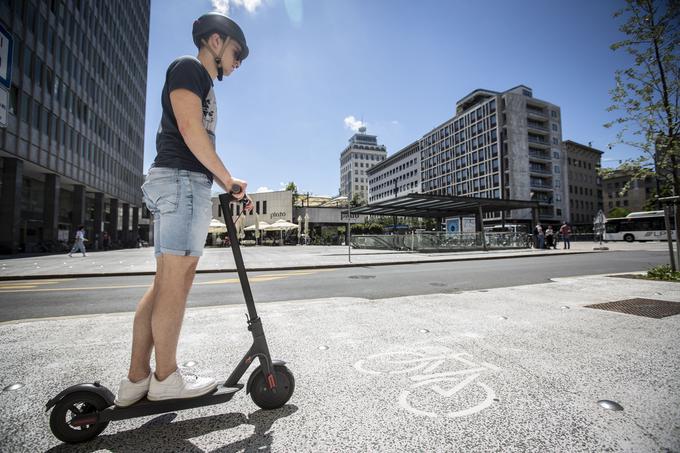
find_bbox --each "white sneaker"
[114,373,152,407]
[147,369,217,401]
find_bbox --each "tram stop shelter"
[352,193,541,251]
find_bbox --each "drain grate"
[585,298,680,319]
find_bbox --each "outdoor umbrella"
[255,213,260,245]
[236,215,246,240]
[245,221,270,231]
[208,218,227,234]
[297,215,302,243]
[263,219,299,231]
[264,219,299,246]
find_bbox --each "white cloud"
[211,0,263,15]
[256,186,274,193]
[344,116,366,132]
[391,120,400,125]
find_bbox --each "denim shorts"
[141,167,213,257]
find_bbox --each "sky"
[143,0,641,197]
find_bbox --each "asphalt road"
[0,250,668,323]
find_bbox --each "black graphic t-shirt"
[154,56,216,181]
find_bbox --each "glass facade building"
[0,0,150,253]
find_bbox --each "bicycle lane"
[1,275,679,452]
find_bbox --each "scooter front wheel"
[250,365,295,410]
[49,391,109,443]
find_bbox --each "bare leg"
[126,256,163,382]
[152,254,200,381]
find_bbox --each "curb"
[0,250,597,281]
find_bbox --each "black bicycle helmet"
[192,12,249,61]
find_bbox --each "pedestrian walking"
[115,12,253,408]
[68,226,87,257]
[102,231,110,250]
[560,221,572,250]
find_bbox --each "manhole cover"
[348,275,376,279]
[585,298,680,319]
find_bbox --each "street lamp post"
[333,196,351,263]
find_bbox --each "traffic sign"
[0,23,14,89]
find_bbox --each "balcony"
[529,166,552,175]
[531,195,553,204]
[526,106,547,119]
[527,121,549,132]
[528,135,550,147]
[529,150,551,161]
[530,180,553,189]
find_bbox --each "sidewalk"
[0,241,670,279]
[0,274,678,452]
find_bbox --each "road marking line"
[0,270,332,293]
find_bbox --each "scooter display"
[45,189,295,444]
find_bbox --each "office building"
[0,0,150,253]
[367,140,420,203]
[418,85,566,227]
[563,140,603,224]
[602,170,656,214]
[339,127,387,204]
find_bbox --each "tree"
[350,193,364,207]
[285,181,302,207]
[608,207,632,218]
[605,0,680,198]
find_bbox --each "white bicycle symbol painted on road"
[354,349,501,418]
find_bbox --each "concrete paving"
[0,274,678,452]
[0,241,671,279]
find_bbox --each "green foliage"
[607,207,631,218]
[350,193,365,207]
[646,264,680,281]
[605,0,680,194]
[285,182,301,206]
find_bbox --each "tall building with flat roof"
[339,127,387,203]
[0,0,150,253]
[367,140,420,203]
[563,140,603,225]
[419,85,566,227]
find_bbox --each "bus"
[604,210,677,242]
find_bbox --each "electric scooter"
[45,189,295,444]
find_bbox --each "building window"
[20,92,29,123]
[23,47,33,79]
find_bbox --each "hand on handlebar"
[226,177,253,213]
[226,177,248,200]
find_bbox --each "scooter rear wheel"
[49,391,109,443]
[250,365,295,410]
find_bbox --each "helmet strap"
[201,36,231,81]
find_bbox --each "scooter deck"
[95,384,244,423]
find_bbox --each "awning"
[352,193,540,218]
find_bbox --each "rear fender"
[45,382,115,412]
